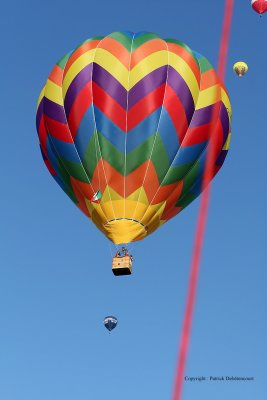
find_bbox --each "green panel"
[83,132,125,175]
[108,32,134,52]
[165,38,199,64]
[57,159,78,203]
[162,161,196,186]
[176,190,197,208]
[150,135,171,182]
[63,185,79,204]
[82,132,101,179]
[132,33,161,51]
[83,132,171,181]
[125,133,169,177]
[180,161,200,195]
[77,36,103,47]
[194,54,213,73]
[56,53,71,69]
[59,157,91,183]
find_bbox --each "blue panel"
[74,105,96,157]
[46,136,61,176]
[93,106,165,154]
[94,106,125,152]
[157,107,180,161]
[49,135,81,163]
[127,108,162,152]
[173,142,207,166]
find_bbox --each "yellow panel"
[108,187,124,202]
[127,187,149,205]
[62,49,96,96]
[104,219,147,244]
[44,79,63,105]
[85,198,109,223]
[85,189,167,243]
[221,88,231,113]
[94,49,130,89]
[196,85,221,109]
[168,52,200,104]
[101,186,123,203]
[145,203,166,231]
[130,50,168,88]
[37,87,45,109]
[223,133,231,150]
[140,203,165,227]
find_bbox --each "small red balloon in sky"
[251,0,267,15]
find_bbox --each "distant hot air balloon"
[104,316,118,332]
[233,62,248,77]
[36,32,232,274]
[251,0,267,15]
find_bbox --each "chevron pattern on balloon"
[36,31,232,244]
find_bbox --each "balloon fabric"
[36,32,232,245]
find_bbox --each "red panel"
[128,84,165,131]
[182,124,211,147]
[44,116,73,143]
[92,82,126,131]
[64,40,101,77]
[48,65,63,86]
[67,83,92,138]
[164,85,188,143]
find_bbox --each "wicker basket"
[112,255,132,276]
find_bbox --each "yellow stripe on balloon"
[195,85,221,110]
[44,79,64,105]
[93,48,130,88]
[62,49,96,96]
[221,88,231,113]
[129,50,168,88]
[223,132,231,150]
[127,187,149,205]
[168,52,200,104]
[37,86,45,109]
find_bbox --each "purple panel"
[36,98,44,130]
[167,66,195,123]
[128,66,168,108]
[43,97,66,124]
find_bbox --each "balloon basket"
[112,255,132,276]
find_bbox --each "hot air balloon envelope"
[36,32,232,245]
[233,61,248,77]
[104,316,118,332]
[251,0,267,15]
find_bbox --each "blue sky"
[0,0,266,399]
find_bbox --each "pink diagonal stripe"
[172,1,234,399]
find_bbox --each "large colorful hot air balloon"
[36,31,231,250]
[251,0,267,15]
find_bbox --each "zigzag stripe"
[67,82,92,137]
[36,31,232,244]
[48,128,211,194]
[137,110,226,225]
[76,105,179,158]
[40,96,229,180]
[62,47,199,96]
[63,63,194,122]
[64,39,103,76]
[40,95,229,167]
[64,64,94,117]
[43,89,224,145]
[63,33,199,77]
